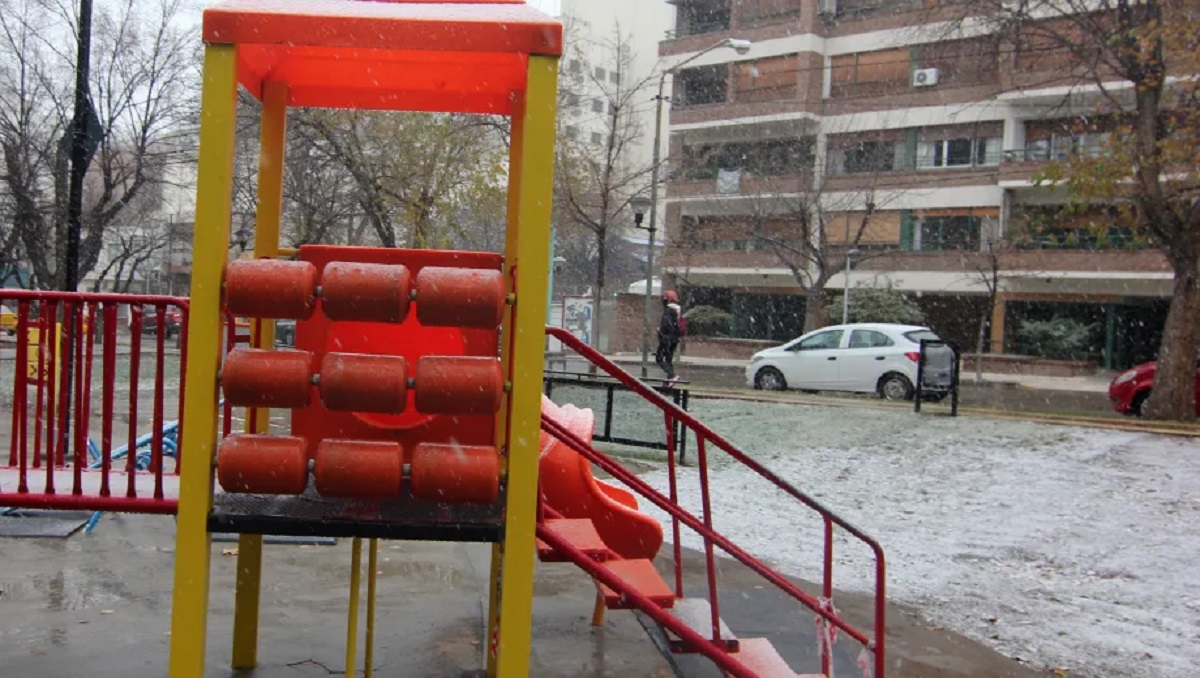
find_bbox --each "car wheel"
[1133,390,1151,417]
[878,373,914,401]
[754,367,787,391]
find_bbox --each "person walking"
[655,290,683,383]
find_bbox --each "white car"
[745,323,951,400]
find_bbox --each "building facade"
[654,0,1176,369]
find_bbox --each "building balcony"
[667,172,812,200]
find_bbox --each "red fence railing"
[0,290,189,514]
[544,326,886,677]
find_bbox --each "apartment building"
[654,0,1175,369]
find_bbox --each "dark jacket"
[658,303,681,342]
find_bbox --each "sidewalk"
[604,352,1114,394]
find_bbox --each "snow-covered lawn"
[600,397,1198,678]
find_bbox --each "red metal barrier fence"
[0,290,189,514]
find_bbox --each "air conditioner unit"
[912,68,939,87]
[818,0,837,15]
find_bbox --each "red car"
[1108,358,1200,417]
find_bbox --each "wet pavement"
[0,514,671,678]
[0,512,1041,678]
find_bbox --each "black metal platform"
[208,486,505,542]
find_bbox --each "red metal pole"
[14,302,30,493]
[9,301,28,468]
[154,305,167,499]
[822,516,834,676]
[697,436,721,644]
[127,304,142,497]
[44,300,59,475]
[175,306,188,475]
[536,524,759,678]
[72,304,87,495]
[33,309,47,472]
[99,303,116,498]
[664,411,683,597]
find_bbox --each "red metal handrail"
[544,326,886,676]
[0,290,189,514]
[536,522,762,678]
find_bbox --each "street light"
[640,37,752,379]
[631,196,654,367]
[842,248,862,325]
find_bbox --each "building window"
[565,125,578,139]
[591,132,603,145]
[567,59,582,74]
[675,0,731,37]
[592,98,604,113]
[566,92,581,108]
[594,66,607,81]
[610,70,620,85]
[1024,132,1112,161]
[918,216,980,251]
[676,64,728,106]
[830,48,910,98]
[917,138,1001,168]
[681,138,815,179]
[841,141,899,173]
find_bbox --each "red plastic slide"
[539,396,664,561]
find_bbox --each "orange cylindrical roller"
[217,434,309,495]
[314,439,404,499]
[319,353,408,414]
[321,262,412,323]
[221,348,314,408]
[414,267,506,329]
[414,356,503,415]
[225,259,318,319]
[410,443,501,504]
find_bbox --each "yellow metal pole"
[167,43,239,678]
[365,539,378,678]
[346,537,363,677]
[485,84,529,678]
[232,79,289,670]
[493,55,559,678]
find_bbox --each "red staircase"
[536,328,887,678]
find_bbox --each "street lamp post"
[638,37,752,379]
[841,248,861,325]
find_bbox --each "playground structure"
[0,1,887,677]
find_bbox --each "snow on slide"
[539,395,663,561]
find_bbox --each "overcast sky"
[525,0,561,16]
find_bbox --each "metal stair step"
[664,597,738,653]
[536,518,614,563]
[596,559,676,610]
[726,638,824,678]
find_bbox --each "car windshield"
[903,329,940,343]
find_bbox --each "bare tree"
[294,109,507,250]
[947,0,1199,418]
[0,0,198,289]
[556,24,657,349]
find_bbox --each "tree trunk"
[803,285,825,333]
[1145,267,1199,420]
[975,303,989,384]
[590,230,607,352]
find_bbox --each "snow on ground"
[553,388,1200,678]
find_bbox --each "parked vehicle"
[1108,358,1200,417]
[0,305,16,336]
[140,309,184,338]
[745,323,950,401]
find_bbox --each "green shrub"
[683,305,732,337]
[1016,317,1097,360]
[825,284,925,326]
